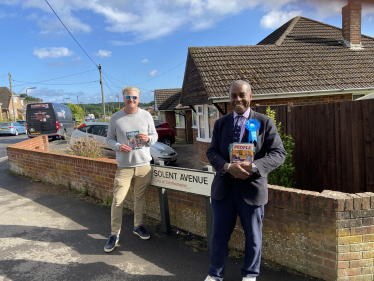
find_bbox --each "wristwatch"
[252,163,258,173]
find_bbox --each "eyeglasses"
[125,95,138,100]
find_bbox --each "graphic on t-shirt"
[126,131,143,150]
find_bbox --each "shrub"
[68,134,105,159]
[266,107,295,188]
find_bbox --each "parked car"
[17,120,26,126]
[0,122,27,136]
[154,120,175,146]
[26,102,75,140]
[70,122,178,165]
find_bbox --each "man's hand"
[229,162,251,179]
[239,161,254,176]
[119,144,132,152]
[138,133,149,142]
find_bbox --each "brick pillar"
[165,111,176,135]
[342,0,362,48]
[185,110,193,143]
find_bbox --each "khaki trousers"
[111,165,152,235]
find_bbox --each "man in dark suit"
[204,80,286,281]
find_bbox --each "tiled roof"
[0,87,18,109]
[181,16,374,106]
[154,88,189,110]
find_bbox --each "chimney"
[342,0,362,49]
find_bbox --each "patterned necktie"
[234,116,242,142]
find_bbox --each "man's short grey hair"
[229,80,252,94]
[122,86,141,96]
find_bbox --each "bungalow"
[154,88,193,143]
[180,1,374,165]
[0,87,26,121]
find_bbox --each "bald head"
[229,80,251,95]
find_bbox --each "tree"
[67,103,84,120]
[19,93,41,102]
[266,107,295,188]
[111,107,121,114]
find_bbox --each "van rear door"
[26,103,57,136]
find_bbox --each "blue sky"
[1,0,373,105]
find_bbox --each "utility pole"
[98,64,106,120]
[8,73,16,122]
[117,94,120,108]
[77,95,82,120]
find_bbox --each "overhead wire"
[12,80,98,87]
[10,69,97,88]
[134,61,186,86]
[102,72,153,92]
[0,74,8,78]
[45,0,98,68]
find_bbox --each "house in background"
[0,87,26,121]
[154,88,193,143]
[180,1,374,166]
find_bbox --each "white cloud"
[142,59,148,63]
[149,69,158,76]
[110,40,134,46]
[94,49,112,58]
[25,12,37,20]
[260,10,301,29]
[3,0,370,43]
[33,47,74,59]
[47,62,65,66]
[72,56,82,61]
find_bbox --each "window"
[159,111,165,121]
[175,111,185,128]
[78,125,93,133]
[92,125,108,137]
[353,94,365,100]
[192,106,197,127]
[20,100,23,106]
[13,97,17,102]
[154,121,162,128]
[208,105,218,139]
[199,115,205,138]
[195,104,219,142]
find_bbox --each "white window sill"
[196,137,212,143]
[192,126,198,129]
[175,126,185,129]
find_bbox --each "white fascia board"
[209,88,374,103]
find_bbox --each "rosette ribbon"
[245,119,260,143]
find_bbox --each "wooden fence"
[254,100,374,193]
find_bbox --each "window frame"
[195,104,218,143]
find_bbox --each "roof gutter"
[208,87,374,103]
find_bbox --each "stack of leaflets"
[126,131,143,150]
[229,143,254,163]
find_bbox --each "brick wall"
[193,128,198,147]
[185,110,193,143]
[7,136,374,281]
[197,141,210,166]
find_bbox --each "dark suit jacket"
[206,110,286,206]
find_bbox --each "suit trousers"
[111,165,152,235]
[208,185,264,280]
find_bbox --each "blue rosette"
[245,119,260,143]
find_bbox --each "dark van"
[26,103,75,140]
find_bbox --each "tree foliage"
[266,107,295,188]
[67,103,84,120]
[20,93,41,102]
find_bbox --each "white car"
[70,122,178,165]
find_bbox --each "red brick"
[338,268,361,277]
[338,252,360,261]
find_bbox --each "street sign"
[151,165,214,196]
